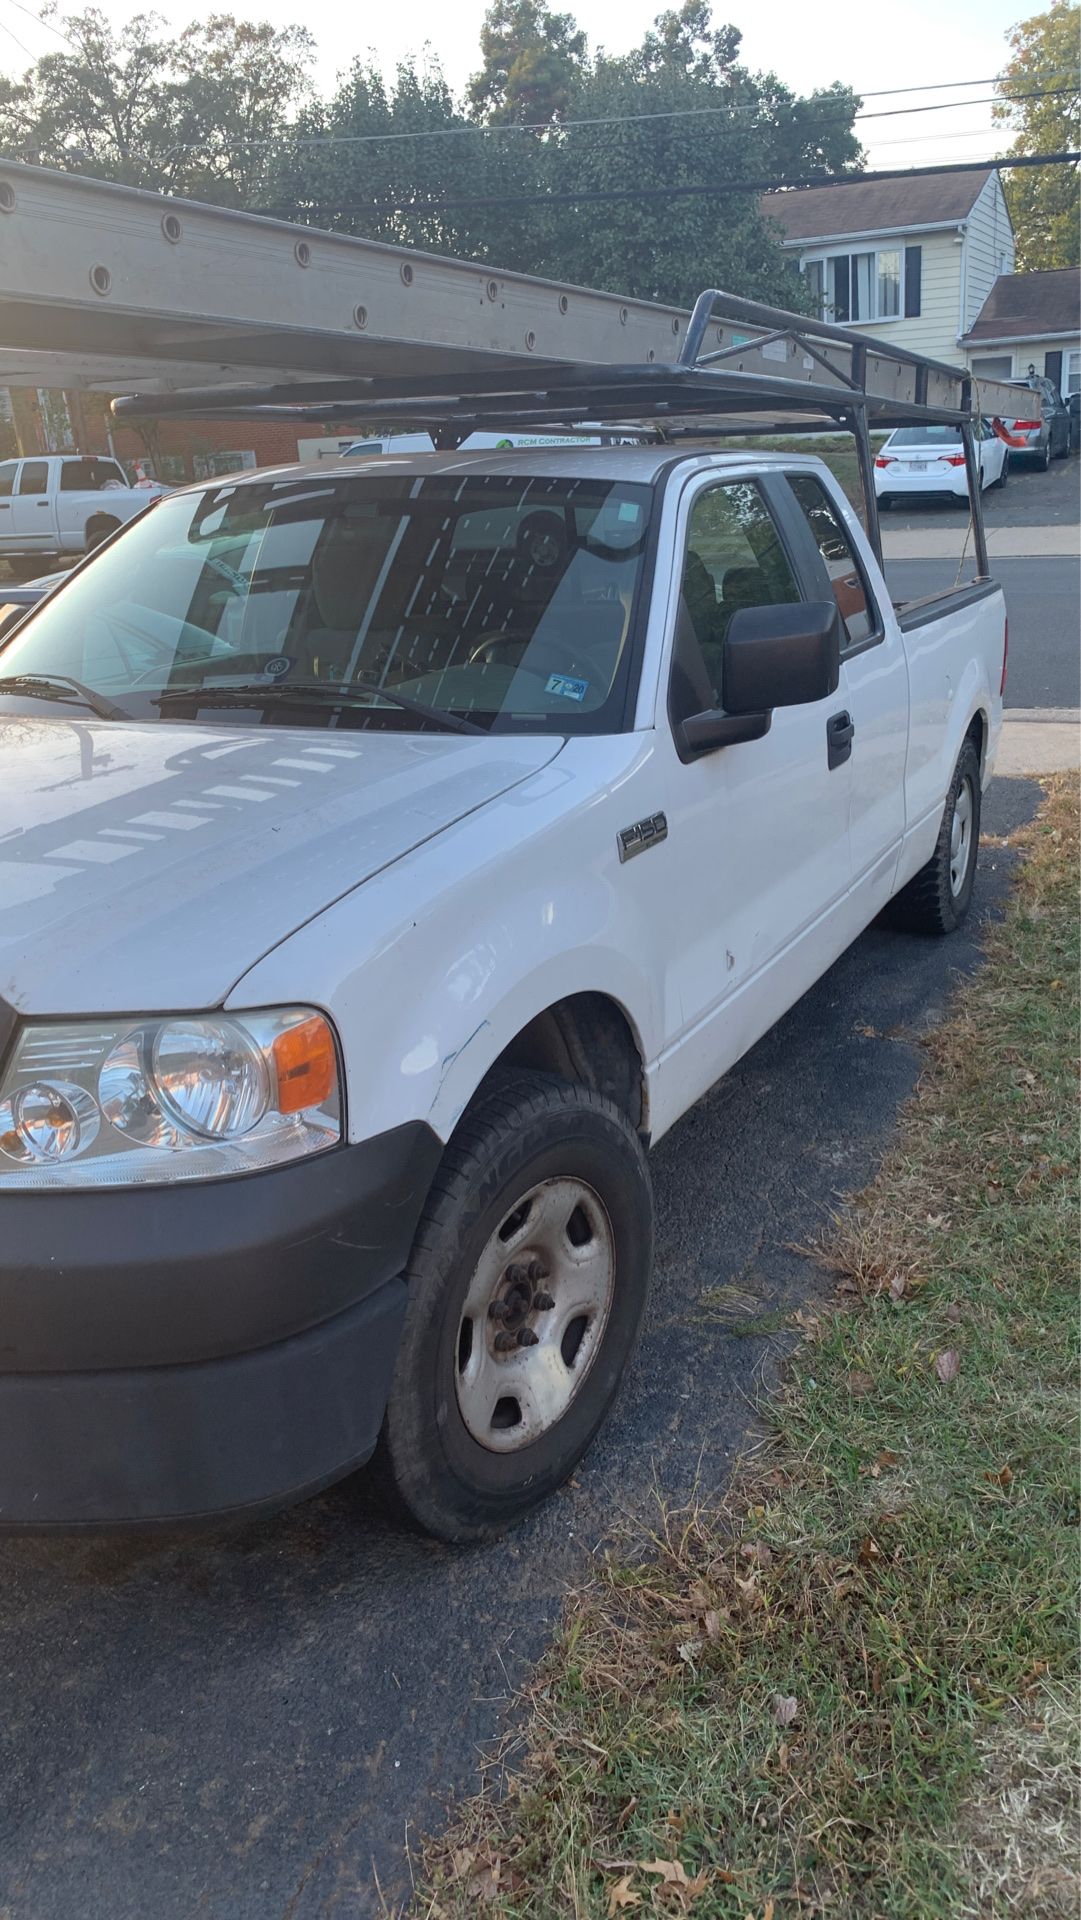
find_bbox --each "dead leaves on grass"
[934,1347,961,1384]
[605,1857,716,1914]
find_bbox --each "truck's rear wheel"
[85,515,120,552]
[374,1071,653,1541]
[887,737,981,935]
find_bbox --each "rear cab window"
[59,458,128,492]
[785,472,880,652]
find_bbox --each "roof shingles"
[963,267,1080,341]
[763,170,991,244]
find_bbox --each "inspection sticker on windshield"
[545,673,589,703]
[262,655,294,678]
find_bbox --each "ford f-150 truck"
[0,453,159,576]
[0,292,1009,1542]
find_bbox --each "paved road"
[886,446,1079,532]
[0,777,1042,1920]
[885,555,1081,711]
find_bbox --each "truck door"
[782,471,908,897]
[9,460,54,551]
[0,460,16,544]
[660,473,853,1067]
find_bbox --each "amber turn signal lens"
[271,1015,336,1114]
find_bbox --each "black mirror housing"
[675,599,843,761]
[723,600,841,714]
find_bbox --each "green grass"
[418,779,1080,1920]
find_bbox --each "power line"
[254,149,1079,219]
[147,75,1081,155]
[0,13,33,59]
[2,0,72,44]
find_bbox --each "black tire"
[85,516,120,552]
[877,495,893,512]
[1037,442,1051,472]
[887,737,982,935]
[996,453,1010,489]
[373,1070,653,1542]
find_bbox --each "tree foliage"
[993,0,1080,269]
[0,0,863,305]
[0,8,313,202]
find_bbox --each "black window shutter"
[1044,349,1063,394]
[904,246,922,318]
[833,255,851,323]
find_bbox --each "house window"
[1067,351,1081,397]
[192,449,258,479]
[802,245,918,324]
[877,251,901,318]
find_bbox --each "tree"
[0,8,313,203]
[993,0,1080,269]
[468,0,587,125]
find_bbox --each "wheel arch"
[477,991,648,1138]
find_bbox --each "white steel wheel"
[949,776,975,897]
[455,1177,615,1452]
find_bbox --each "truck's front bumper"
[0,1125,442,1527]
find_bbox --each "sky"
[0,0,1033,169]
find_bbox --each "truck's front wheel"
[375,1071,653,1541]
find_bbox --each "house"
[961,267,1080,400]
[763,169,1015,369]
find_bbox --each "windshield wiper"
[153,678,486,736]
[0,672,130,721]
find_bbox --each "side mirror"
[677,600,842,760]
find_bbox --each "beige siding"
[857,232,964,365]
[962,175,1016,335]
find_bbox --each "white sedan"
[874,421,1009,508]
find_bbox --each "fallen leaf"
[703,1609,722,1641]
[858,1535,884,1567]
[666,1810,686,1836]
[847,1370,875,1397]
[889,1273,907,1303]
[946,1302,962,1324]
[773,1693,799,1727]
[740,1541,774,1569]
[764,1902,776,1920]
[641,1858,690,1885]
[616,1795,639,1832]
[607,1874,641,1915]
[925,1213,945,1228]
[678,1637,703,1664]
[983,1463,1014,1488]
[860,1449,901,1479]
[935,1348,961,1384]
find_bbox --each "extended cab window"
[787,472,878,649]
[59,458,127,492]
[17,462,48,497]
[673,480,800,712]
[0,463,15,499]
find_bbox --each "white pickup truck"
[0,452,158,575]
[0,438,1006,1539]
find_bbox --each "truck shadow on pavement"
[0,778,1041,1920]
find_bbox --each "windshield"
[0,471,653,734]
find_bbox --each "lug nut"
[533,1290,555,1311]
[516,1327,539,1348]
[527,1258,549,1283]
[494,1330,518,1352]
[488,1298,510,1321]
[505,1263,527,1286]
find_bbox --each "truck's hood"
[0,718,563,1014]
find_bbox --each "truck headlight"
[0,1009,342,1189]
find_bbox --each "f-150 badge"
[617,812,668,862]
